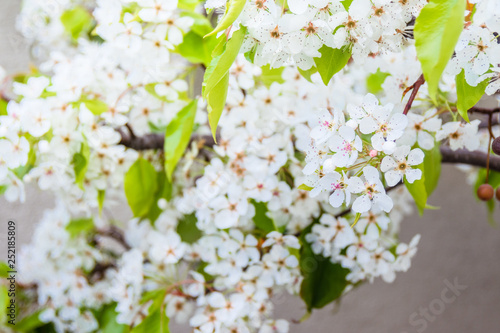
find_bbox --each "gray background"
[1,1,499,332]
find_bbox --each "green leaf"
[16,310,47,332]
[405,169,427,215]
[313,45,351,85]
[423,144,442,197]
[124,158,158,217]
[82,99,108,115]
[298,184,313,191]
[341,0,354,10]
[0,98,7,116]
[72,141,90,189]
[176,213,202,244]
[182,11,214,36]
[131,309,170,333]
[146,171,173,223]
[366,69,390,94]
[0,261,10,278]
[206,72,230,141]
[178,0,202,11]
[252,200,277,233]
[455,69,489,122]
[61,6,93,40]
[298,66,318,83]
[164,100,197,180]
[299,225,349,312]
[97,189,105,215]
[260,65,285,87]
[203,27,247,139]
[414,0,466,101]
[99,304,128,333]
[0,285,7,324]
[65,218,94,237]
[204,0,247,38]
[131,296,170,333]
[177,31,217,66]
[405,144,442,214]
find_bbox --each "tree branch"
[440,146,500,171]
[118,126,216,151]
[96,225,131,250]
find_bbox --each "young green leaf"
[181,11,213,36]
[61,6,93,40]
[414,0,466,101]
[97,189,105,216]
[82,99,108,115]
[404,166,427,215]
[423,143,442,197]
[15,309,46,332]
[203,27,247,139]
[260,65,285,87]
[178,0,202,11]
[313,45,352,85]
[0,98,7,116]
[0,286,7,325]
[0,261,9,278]
[298,184,313,191]
[252,200,277,233]
[298,66,318,83]
[366,69,390,94]
[146,171,173,223]
[177,31,218,66]
[72,141,90,189]
[204,0,246,38]
[131,308,170,333]
[455,69,489,122]
[124,158,158,217]
[299,225,349,312]
[99,304,128,333]
[164,100,198,180]
[176,213,202,244]
[404,144,442,215]
[65,218,94,237]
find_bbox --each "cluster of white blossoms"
[1,0,499,332]
[205,0,426,69]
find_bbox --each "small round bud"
[369,150,378,157]
[493,137,500,156]
[157,198,168,210]
[478,184,494,201]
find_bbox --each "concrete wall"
[1,1,499,332]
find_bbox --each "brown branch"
[403,74,425,115]
[440,146,500,171]
[335,145,500,218]
[118,127,165,150]
[96,225,131,250]
[118,126,216,151]
[469,107,500,114]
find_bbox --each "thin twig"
[403,74,425,115]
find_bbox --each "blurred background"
[1,1,500,332]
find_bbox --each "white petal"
[329,189,345,207]
[352,195,372,213]
[407,148,424,166]
[404,168,422,183]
